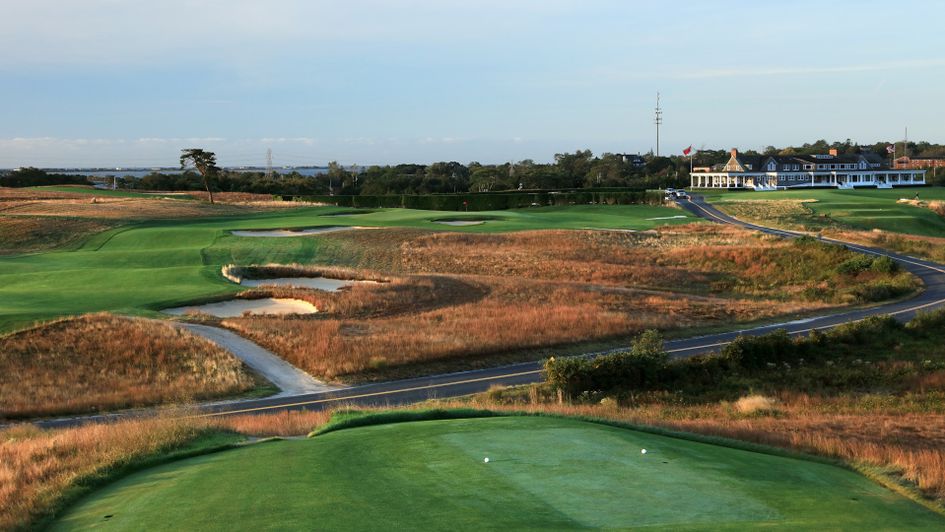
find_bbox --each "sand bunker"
[433,220,486,226]
[240,277,378,292]
[230,226,374,237]
[645,215,688,221]
[164,298,317,317]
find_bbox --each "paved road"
[33,198,945,429]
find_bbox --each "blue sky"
[1,0,943,167]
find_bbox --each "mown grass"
[481,310,945,505]
[0,409,335,531]
[0,313,257,419]
[49,415,945,530]
[701,187,945,237]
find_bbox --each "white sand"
[163,298,317,317]
[240,277,378,292]
[433,220,486,226]
[230,226,367,237]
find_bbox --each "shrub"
[544,330,668,398]
[852,279,914,303]
[825,315,903,345]
[870,255,899,274]
[720,329,796,370]
[906,308,945,334]
[836,255,874,275]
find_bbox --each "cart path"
[176,323,340,397]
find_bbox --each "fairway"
[52,416,944,530]
[701,188,945,237]
[0,204,695,332]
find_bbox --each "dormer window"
[768,162,776,171]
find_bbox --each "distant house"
[616,154,646,168]
[893,156,945,170]
[692,148,925,190]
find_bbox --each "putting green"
[701,188,945,237]
[52,416,944,530]
[0,205,695,332]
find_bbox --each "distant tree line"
[127,151,689,196]
[0,167,90,188]
[6,139,944,193]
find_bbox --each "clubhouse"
[692,148,926,191]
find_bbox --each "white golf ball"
[484,457,490,463]
[641,449,647,454]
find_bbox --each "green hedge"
[288,189,664,211]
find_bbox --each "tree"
[180,148,220,203]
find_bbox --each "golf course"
[0,203,696,333]
[50,415,945,530]
[700,188,945,237]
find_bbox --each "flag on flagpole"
[683,145,693,156]
[886,145,895,154]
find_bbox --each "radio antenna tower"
[654,91,663,157]
[265,148,273,179]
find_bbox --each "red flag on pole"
[683,145,692,156]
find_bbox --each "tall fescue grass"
[0,197,266,219]
[226,276,799,380]
[224,224,903,380]
[0,314,256,419]
[0,216,115,254]
[825,228,945,263]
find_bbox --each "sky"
[1,0,944,168]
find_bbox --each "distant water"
[53,167,331,179]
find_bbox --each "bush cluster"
[544,311,940,399]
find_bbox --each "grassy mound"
[0,313,259,419]
[52,416,944,530]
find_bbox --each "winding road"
[34,196,945,429]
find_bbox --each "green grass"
[0,205,696,333]
[700,187,945,237]
[51,416,944,530]
[25,185,194,199]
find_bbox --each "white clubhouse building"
[693,148,926,191]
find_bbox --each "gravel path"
[177,323,339,396]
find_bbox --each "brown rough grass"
[0,216,116,254]
[225,274,823,381]
[221,224,903,380]
[0,197,269,219]
[825,228,945,263]
[0,314,256,419]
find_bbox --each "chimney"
[730,148,738,158]
[828,148,838,156]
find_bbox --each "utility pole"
[265,148,273,179]
[654,91,663,158]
